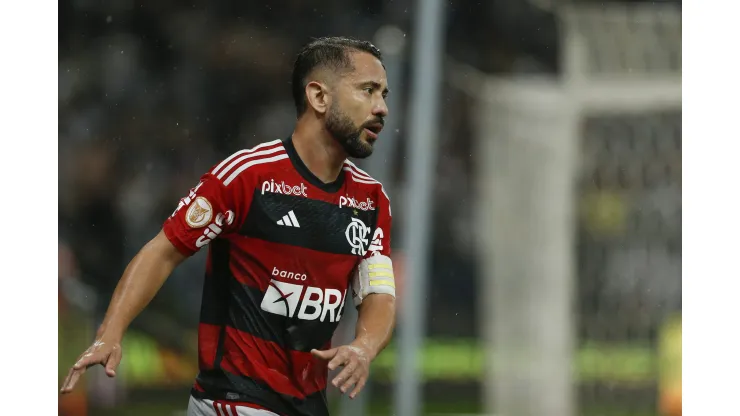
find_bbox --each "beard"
[325,105,375,159]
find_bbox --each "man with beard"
[60,37,397,416]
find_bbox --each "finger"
[310,348,337,361]
[61,343,109,393]
[327,350,349,371]
[73,353,103,371]
[340,371,362,394]
[62,349,108,393]
[349,376,367,399]
[62,356,94,393]
[105,348,122,377]
[60,368,76,393]
[61,365,77,391]
[332,360,357,388]
[60,366,86,393]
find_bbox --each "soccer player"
[60,36,397,416]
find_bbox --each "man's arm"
[60,230,186,394]
[311,292,396,399]
[352,293,396,361]
[95,230,186,342]
[60,155,256,395]
[311,186,396,399]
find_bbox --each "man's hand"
[313,293,396,399]
[59,231,185,395]
[60,338,123,394]
[311,344,372,399]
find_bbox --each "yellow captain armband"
[352,254,396,306]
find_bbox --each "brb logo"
[345,218,370,256]
[339,196,375,211]
[261,179,307,197]
[261,280,346,323]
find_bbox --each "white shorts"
[187,396,280,416]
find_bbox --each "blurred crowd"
[59,0,404,337]
[58,0,563,343]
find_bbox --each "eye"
[363,87,374,94]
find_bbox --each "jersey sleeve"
[366,187,392,258]
[163,168,255,257]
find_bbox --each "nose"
[373,98,388,118]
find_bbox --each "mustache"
[362,118,385,128]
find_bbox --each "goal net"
[455,2,681,415]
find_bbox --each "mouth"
[363,122,384,140]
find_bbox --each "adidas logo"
[277,210,301,228]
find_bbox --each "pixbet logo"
[261,179,307,197]
[339,196,375,211]
[195,210,235,248]
[260,280,346,323]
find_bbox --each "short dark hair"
[291,36,383,116]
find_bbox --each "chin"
[339,132,376,159]
[350,149,373,159]
[347,143,374,159]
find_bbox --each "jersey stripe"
[216,146,286,181]
[212,139,283,176]
[223,154,289,186]
[221,326,329,397]
[243,190,379,256]
[343,170,379,185]
[342,164,392,216]
[343,160,375,180]
[194,369,329,416]
[343,167,374,183]
[197,323,222,370]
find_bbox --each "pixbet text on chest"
[261,179,308,197]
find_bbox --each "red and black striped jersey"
[162,137,392,416]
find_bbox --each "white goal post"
[450,3,681,416]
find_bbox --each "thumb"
[105,349,122,377]
[311,348,337,361]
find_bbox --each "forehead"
[343,51,387,86]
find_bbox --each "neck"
[291,118,347,184]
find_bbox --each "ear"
[305,81,331,115]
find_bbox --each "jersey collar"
[282,136,346,194]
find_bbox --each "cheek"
[340,104,365,126]
[348,91,372,112]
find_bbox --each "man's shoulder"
[342,160,382,186]
[342,160,391,209]
[208,139,289,187]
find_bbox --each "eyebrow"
[359,81,390,95]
